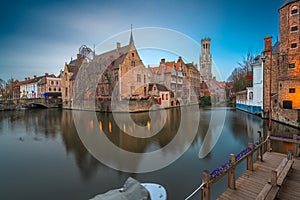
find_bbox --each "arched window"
[49,87,52,91]
[291,6,298,15]
[162,94,164,100]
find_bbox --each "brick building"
[262,0,300,127]
[37,75,62,98]
[60,49,89,108]
[149,58,183,104]
[96,31,149,100]
[150,57,200,104]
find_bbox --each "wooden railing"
[185,132,300,200]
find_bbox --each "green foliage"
[200,96,211,106]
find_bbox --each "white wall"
[252,62,263,107]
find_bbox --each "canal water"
[0,106,299,200]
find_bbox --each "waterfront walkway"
[217,152,300,200]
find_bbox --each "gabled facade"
[60,51,88,108]
[96,32,149,100]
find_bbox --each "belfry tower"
[200,38,212,81]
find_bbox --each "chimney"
[34,75,37,78]
[25,78,27,81]
[264,36,273,52]
[45,73,49,77]
[116,42,121,49]
[160,58,166,64]
[27,77,30,80]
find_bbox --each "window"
[283,101,293,109]
[291,6,298,15]
[114,72,118,81]
[131,86,135,94]
[131,53,134,57]
[162,94,164,100]
[56,81,59,85]
[51,81,54,85]
[54,88,57,92]
[144,75,146,83]
[49,87,52,91]
[289,63,295,68]
[291,26,298,32]
[291,43,297,48]
[137,74,141,83]
[65,88,68,97]
[166,93,168,100]
[59,88,61,92]
[101,87,104,95]
[289,88,296,93]
[153,86,156,91]
[131,61,135,67]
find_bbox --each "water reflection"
[0,107,299,200]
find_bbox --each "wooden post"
[228,154,236,190]
[247,143,254,171]
[201,170,211,200]
[270,170,277,187]
[293,134,298,157]
[266,131,271,152]
[287,149,293,160]
[259,132,263,161]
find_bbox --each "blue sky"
[0,0,282,81]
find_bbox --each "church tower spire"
[129,24,134,45]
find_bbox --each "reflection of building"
[200,38,212,81]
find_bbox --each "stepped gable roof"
[281,0,298,8]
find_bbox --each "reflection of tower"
[200,38,212,81]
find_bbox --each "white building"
[19,76,41,98]
[235,56,263,115]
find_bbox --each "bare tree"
[0,78,7,99]
[227,51,254,93]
